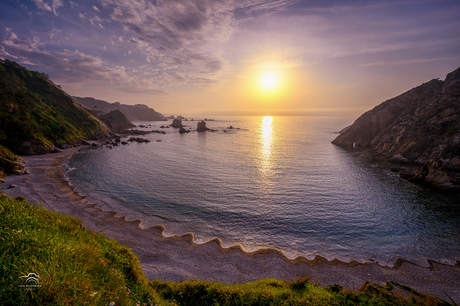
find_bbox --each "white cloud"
[51,0,63,15]
[30,0,63,15]
[31,0,52,12]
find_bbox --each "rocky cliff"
[74,96,166,121]
[332,67,460,190]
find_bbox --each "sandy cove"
[2,147,459,303]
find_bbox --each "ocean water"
[65,116,460,267]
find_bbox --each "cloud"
[0,28,167,93]
[31,0,63,15]
[98,0,235,82]
[51,0,63,15]
[31,0,52,12]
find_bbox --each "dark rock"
[91,143,98,147]
[8,184,16,189]
[100,110,136,133]
[228,126,234,129]
[170,119,183,128]
[179,127,190,134]
[156,140,161,142]
[128,137,150,143]
[121,141,128,145]
[332,66,460,190]
[160,125,166,128]
[115,138,121,143]
[197,121,210,132]
[399,172,416,180]
[408,159,457,190]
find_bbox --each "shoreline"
[2,147,459,303]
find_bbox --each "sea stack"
[170,119,183,128]
[196,121,210,132]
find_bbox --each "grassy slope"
[0,194,452,306]
[0,59,106,153]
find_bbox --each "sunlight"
[260,72,278,90]
[259,116,273,175]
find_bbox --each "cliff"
[73,96,166,121]
[100,110,136,133]
[0,59,111,155]
[332,67,460,189]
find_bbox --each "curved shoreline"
[2,147,459,303]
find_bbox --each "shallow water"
[65,116,460,267]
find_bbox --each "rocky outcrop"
[170,119,183,128]
[179,127,190,134]
[100,110,136,133]
[332,66,460,190]
[0,145,26,182]
[407,159,457,190]
[196,121,210,132]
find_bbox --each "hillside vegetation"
[0,193,452,305]
[0,59,109,155]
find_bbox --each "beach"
[2,147,459,303]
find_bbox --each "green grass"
[0,59,106,154]
[0,193,453,305]
[0,193,163,306]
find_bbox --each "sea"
[64,116,460,267]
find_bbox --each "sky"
[1,0,459,117]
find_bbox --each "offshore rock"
[179,127,190,134]
[332,66,460,190]
[170,119,183,128]
[196,121,210,132]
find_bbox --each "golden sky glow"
[260,72,279,90]
[2,1,459,117]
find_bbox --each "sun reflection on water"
[259,116,273,175]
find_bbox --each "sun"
[260,72,279,90]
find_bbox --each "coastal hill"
[332,66,460,189]
[100,110,136,133]
[0,59,111,155]
[73,96,166,121]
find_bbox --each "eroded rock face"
[17,141,62,155]
[196,121,210,132]
[408,159,457,190]
[0,159,26,178]
[332,67,460,174]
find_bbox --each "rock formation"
[170,119,183,128]
[179,127,190,134]
[332,67,460,190]
[197,121,210,132]
[100,110,136,133]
